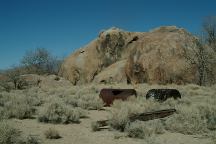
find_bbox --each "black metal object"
[146,89,181,101]
[99,88,137,106]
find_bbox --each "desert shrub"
[76,107,88,118]
[25,135,41,144]
[0,81,12,92]
[109,100,140,131]
[197,105,216,130]
[25,93,42,107]
[0,93,5,107]
[38,101,81,124]
[65,94,104,110]
[91,121,100,132]
[0,121,23,144]
[109,107,130,131]
[64,94,79,107]
[0,91,41,119]
[109,98,165,132]
[126,121,147,139]
[44,128,61,139]
[22,88,43,106]
[125,120,164,139]
[0,107,4,120]
[63,85,103,110]
[4,102,35,119]
[2,93,35,119]
[165,107,207,134]
[77,94,104,110]
[211,132,216,144]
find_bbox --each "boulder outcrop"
[59,26,214,85]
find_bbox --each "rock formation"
[59,26,215,85]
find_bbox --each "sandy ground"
[9,109,211,144]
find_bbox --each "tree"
[202,16,216,52]
[184,16,216,86]
[5,67,28,90]
[21,48,62,74]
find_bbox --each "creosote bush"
[44,128,61,139]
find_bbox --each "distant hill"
[59,26,216,85]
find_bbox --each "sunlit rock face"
[59,26,206,85]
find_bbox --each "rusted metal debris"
[99,88,137,106]
[95,109,176,128]
[129,108,176,122]
[146,89,181,101]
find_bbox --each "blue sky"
[0,0,215,69]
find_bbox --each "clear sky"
[0,0,215,69]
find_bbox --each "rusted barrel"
[146,89,181,101]
[99,88,137,106]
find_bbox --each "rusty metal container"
[99,88,137,106]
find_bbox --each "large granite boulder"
[59,26,215,85]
